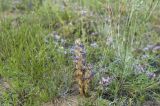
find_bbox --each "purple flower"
[99,77,112,86]
[146,72,156,79]
[79,44,85,49]
[143,45,154,51]
[74,56,80,60]
[73,59,78,63]
[141,54,149,59]
[81,51,86,56]
[153,46,160,52]
[135,64,146,73]
[70,46,75,54]
[90,71,96,77]
[74,45,81,50]
[73,56,81,64]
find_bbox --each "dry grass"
[43,96,78,106]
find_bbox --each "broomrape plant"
[73,38,94,97]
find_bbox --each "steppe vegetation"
[0,0,160,106]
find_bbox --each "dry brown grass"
[43,96,79,106]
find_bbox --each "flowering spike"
[73,39,94,96]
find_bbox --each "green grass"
[0,0,160,105]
